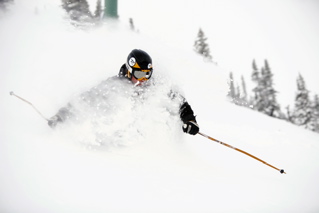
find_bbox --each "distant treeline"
[227,60,319,133]
[193,28,319,134]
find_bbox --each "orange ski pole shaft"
[198,132,286,174]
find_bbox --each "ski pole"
[198,132,286,174]
[10,91,49,121]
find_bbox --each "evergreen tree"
[260,60,281,117]
[228,72,248,106]
[0,0,12,10]
[292,74,312,127]
[303,94,319,132]
[129,18,135,31]
[61,0,92,23]
[251,59,262,111]
[250,59,280,117]
[94,0,103,19]
[235,83,241,104]
[251,59,259,82]
[240,75,248,105]
[194,28,213,62]
[0,0,8,8]
[285,105,292,122]
[312,94,319,132]
[228,72,236,101]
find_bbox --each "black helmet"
[126,49,153,81]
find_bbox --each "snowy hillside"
[1,1,319,213]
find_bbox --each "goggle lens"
[133,69,152,79]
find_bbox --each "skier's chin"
[132,77,147,86]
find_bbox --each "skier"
[48,49,199,135]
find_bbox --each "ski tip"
[280,169,286,174]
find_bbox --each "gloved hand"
[48,115,62,128]
[182,120,199,135]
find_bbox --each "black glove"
[182,121,199,135]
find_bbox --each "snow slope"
[1,2,319,213]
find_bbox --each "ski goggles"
[132,69,152,80]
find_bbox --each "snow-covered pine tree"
[306,94,319,132]
[260,60,281,117]
[235,83,241,104]
[228,73,248,106]
[312,94,319,132]
[94,0,103,20]
[129,18,135,31]
[256,66,267,112]
[251,59,259,82]
[250,59,281,117]
[194,28,213,62]
[228,72,236,102]
[285,105,293,122]
[0,0,12,10]
[61,0,92,23]
[251,59,262,111]
[1,0,13,8]
[292,74,312,127]
[240,75,248,106]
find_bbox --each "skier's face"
[130,68,152,86]
[131,75,148,86]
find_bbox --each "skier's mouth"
[132,76,148,87]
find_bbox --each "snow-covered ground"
[1,2,319,213]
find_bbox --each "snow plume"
[1,1,319,213]
[52,76,184,151]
